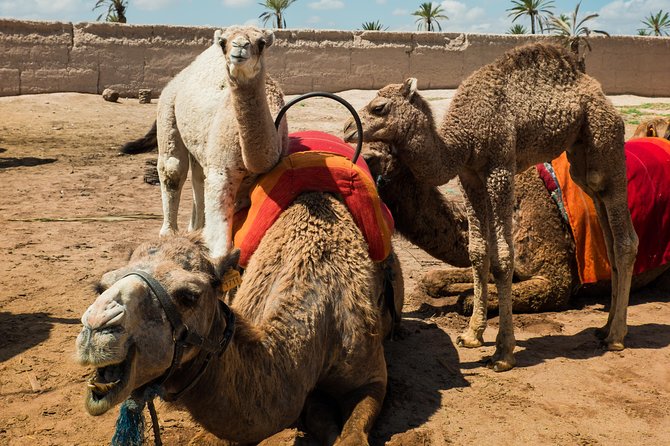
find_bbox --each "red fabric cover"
[233,131,395,267]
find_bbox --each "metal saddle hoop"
[274,91,364,164]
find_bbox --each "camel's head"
[632,117,670,140]
[361,141,404,182]
[215,25,274,85]
[75,235,235,416]
[344,78,427,146]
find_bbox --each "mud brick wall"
[1,19,668,97]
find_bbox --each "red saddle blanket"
[537,137,670,283]
[233,131,395,268]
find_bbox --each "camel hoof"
[485,356,515,372]
[456,332,483,348]
[601,339,625,351]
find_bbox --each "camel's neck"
[229,69,282,174]
[379,164,471,267]
[401,109,470,187]
[174,301,325,443]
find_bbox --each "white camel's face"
[75,240,219,416]
[217,26,275,84]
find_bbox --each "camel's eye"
[173,288,199,306]
[370,103,388,115]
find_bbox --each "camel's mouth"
[343,128,358,143]
[229,53,250,65]
[84,344,135,416]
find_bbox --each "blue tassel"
[111,398,146,446]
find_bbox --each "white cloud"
[597,0,669,34]
[439,1,491,33]
[392,8,408,16]
[222,0,254,7]
[308,0,344,10]
[375,0,387,4]
[0,0,84,16]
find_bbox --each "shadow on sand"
[370,317,468,445]
[0,312,80,363]
[0,148,57,169]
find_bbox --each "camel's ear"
[647,123,657,137]
[215,249,241,277]
[401,78,418,100]
[214,29,227,52]
[259,30,275,53]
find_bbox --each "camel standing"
[363,141,670,313]
[125,26,288,268]
[345,43,638,371]
[75,192,403,445]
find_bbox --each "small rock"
[102,88,119,103]
[138,89,152,104]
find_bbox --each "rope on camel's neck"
[111,384,163,446]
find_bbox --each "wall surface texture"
[1,19,669,97]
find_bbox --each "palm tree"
[93,0,127,23]
[547,2,608,53]
[258,0,298,29]
[412,2,448,32]
[361,20,388,31]
[638,10,670,36]
[508,24,528,34]
[507,0,554,34]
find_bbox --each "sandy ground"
[1,90,670,446]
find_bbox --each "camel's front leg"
[485,166,516,372]
[335,381,386,446]
[157,126,189,237]
[203,169,242,268]
[456,172,490,348]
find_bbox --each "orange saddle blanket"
[233,131,395,268]
[537,137,670,283]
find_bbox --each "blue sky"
[0,0,667,35]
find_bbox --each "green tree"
[508,24,528,34]
[361,20,388,31]
[412,2,448,32]
[547,2,608,56]
[638,10,670,36]
[507,0,554,34]
[93,0,127,23]
[258,0,297,29]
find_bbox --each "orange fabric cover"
[233,131,394,267]
[551,137,670,283]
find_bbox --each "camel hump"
[499,42,580,78]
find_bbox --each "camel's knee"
[158,155,188,190]
[615,231,638,269]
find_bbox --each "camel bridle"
[122,270,235,402]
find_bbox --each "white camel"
[134,26,287,269]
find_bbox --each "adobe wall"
[1,19,668,98]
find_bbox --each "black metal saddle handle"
[274,91,364,164]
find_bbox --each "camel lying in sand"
[345,43,638,371]
[362,140,670,314]
[123,26,287,267]
[75,190,403,445]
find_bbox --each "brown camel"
[75,191,403,445]
[123,25,288,268]
[362,141,670,314]
[345,43,638,371]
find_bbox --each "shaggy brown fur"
[345,43,638,371]
[363,143,670,314]
[76,192,403,445]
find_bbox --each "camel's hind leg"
[189,154,205,231]
[568,108,638,350]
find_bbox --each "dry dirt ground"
[1,90,670,446]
